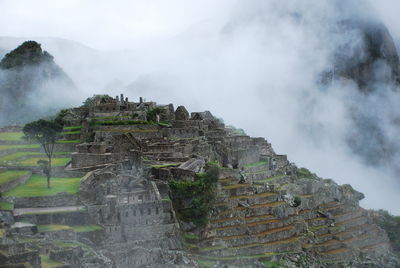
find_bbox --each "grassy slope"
[3,175,81,197]
[0,132,24,141]
[0,144,40,151]
[0,170,30,185]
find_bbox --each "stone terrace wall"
[11,194,78,208]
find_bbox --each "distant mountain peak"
[0,41,54,69]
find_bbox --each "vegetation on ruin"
[82,94,113,107]
[0,201,14,211]
[146,107,164,122]
[373,210,400,254]
[244,161,268,168]
[0,170,30,185]
[63,130,81,135]
[57,139,81,144]
[38,224,103,233]
[3,175,80,197]
[297,167,316,180]
[54,109,69,126]
[0,132,25,141]
[40,254,63,268]
[151,163,179,168]
[169,162,219,227]
[227,125,247,136]
[62,126,81,130]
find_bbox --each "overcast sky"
[1,0,397,51]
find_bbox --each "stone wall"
[162,128,201,139]
[54,143,78,153]
[16,210,89,225]
[71,152,123,168]
[12,193,78,208]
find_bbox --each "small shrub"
[146,107,164,122]
[169,162,219,227]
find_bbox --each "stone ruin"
[0,94,399,268]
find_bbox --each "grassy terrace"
[244,161,268,168]
[17,157,71,167]
[56,139,81,144]
[63,130,81,135]
[63,126,82,130]
[40,254,63,268]
[0,201,13,210]
[38,224,103,233]
[0,170,30,185]
[151,163,180,168]
[0,144,40,151]
[0,151,71,166]
[0,132,25,141]
[3,175,81,197]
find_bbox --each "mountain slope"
[0,41,76,125]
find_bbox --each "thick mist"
[1,0,400,213]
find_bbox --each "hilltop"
[0,41,76,126]
[0,94,398,267]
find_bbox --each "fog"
[1,0,400,213]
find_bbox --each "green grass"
[40,254,63,268]
[261,260,288,268]
[24,207,87,215]
[184,232,199,240]
[0,170,30,185]
[3,175,81,197]
[0,228,5,238]
[57,139,81,144]
[0,201,14,211]
[38,224,102,233]
[0,151,42,162]
[244,161,268,168]
[63,130,81,135]
[71,225,103,232]
[38,224,71,232]
[16,157,71,167]
[63,126,81,130]
[0,132,24,141]
[0,144,40,151]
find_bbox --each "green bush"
[146,107,164,122]
[297,168,315,180]
[169,162,219,227]
[293,196,302,207]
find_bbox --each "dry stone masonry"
[0,94,399,268]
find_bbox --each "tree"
[23,119,63,188]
